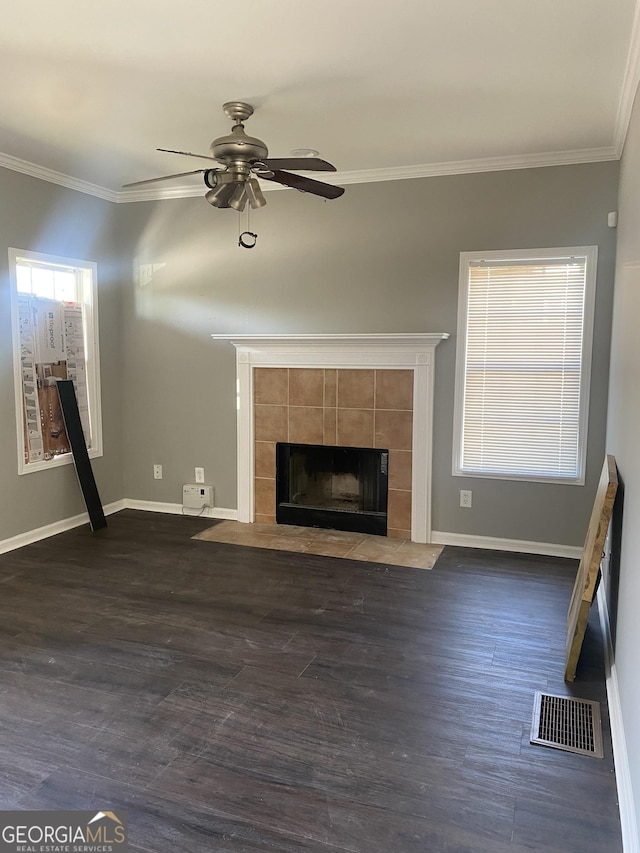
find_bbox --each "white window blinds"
[454,248,597,484]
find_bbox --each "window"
[9,248,102,474]
[453,246,597,484]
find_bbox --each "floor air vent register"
[530,692,603,758]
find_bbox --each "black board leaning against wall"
[57,379,106,532]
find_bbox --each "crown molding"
[322,146,619,186]
[0,151,118,201]
[613,0,640,156]
[115,145,619,202]
[116,182,206,203]
[0,143,621,205]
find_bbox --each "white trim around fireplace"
[212,333,449,543]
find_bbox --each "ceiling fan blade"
[261,170,344,199]
[122,169,207,188]
[259,158,336,172]
[157,148,218,162]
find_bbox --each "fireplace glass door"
[276,442,388,536]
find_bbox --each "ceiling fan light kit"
[205,180,236,209]
[123,101,344,236]
[245,178,266,209]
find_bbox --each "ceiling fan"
[123,101,345,211]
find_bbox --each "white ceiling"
[1,0,638,202]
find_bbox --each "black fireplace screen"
[276,442,388,536]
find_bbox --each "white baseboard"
[123,499,237,520]
[0,499,236,555]
[0,499,126,555]
[431,530,581,559]
[2,515,573,558]
[597,586,640,853]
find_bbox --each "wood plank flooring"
[0,510,622,852]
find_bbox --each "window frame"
[9,247,103,475]
[452,245,598,485]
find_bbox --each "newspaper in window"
[18,295,91,463]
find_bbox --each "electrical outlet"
[460,489,472,508]
[154,464,163,480]
[195,467,205,484]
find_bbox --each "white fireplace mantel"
[211,332,449,349]
[212,333,449,543]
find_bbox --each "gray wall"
[0,161,619,548]
[0,168,124,540]
[116,162,618,547]
[606,89,640,837]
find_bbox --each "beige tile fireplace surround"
[212,334,449,543]
[254,367,414,537]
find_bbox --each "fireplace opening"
[276,442,388,536]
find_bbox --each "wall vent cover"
[530,691,603,758]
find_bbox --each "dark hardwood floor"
[0,510,622,852]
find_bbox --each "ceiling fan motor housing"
[210,124,269,176]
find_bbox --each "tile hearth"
[194,521,443,570]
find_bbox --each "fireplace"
[276,442,388,535]
[213,334,449,543]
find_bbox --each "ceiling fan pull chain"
[239,231,258,249]
[238,205,257,249]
